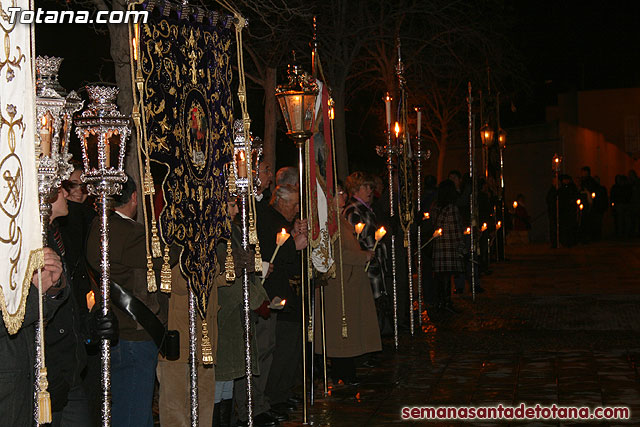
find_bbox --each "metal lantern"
[75,86,130,193]
[275,61,319,140]
[480,122,494,147]
[74,85,130,427]
[498,128,507,150]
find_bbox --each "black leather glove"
[89,310,119,343]
[233,247,256,275]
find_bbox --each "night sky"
[34,1,640,168]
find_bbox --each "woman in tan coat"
[314,183,382,385]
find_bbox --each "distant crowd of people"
[546,166,640,247]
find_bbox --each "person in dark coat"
[262,185,308,419]
[558,174,579,247]
[432,180,465,313]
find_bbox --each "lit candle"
[237,150,247,178]
[355,222,365,239]
[86,290,95,311]
[394,122,400,140]
[434,228,443,237]
[579,204,584,211]
[591,192,596,199]
[415,107,422,138]
[365,227,387,272]
[513,201,518,209]
[464,227,471,235]
[263,228,291,284]
[481,223,488,232]
[423,212,430,220]
[576,199,581,205]
[104,134,111,168]
[384,93,392,130]
[40,115,51,157]
[497,221,502,230]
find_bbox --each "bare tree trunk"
[108,0,142,219]
[263,66,277,182]
[333,85,349,180]
[436,128,448,182]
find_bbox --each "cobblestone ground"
[282,241,640,426]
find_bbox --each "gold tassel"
[201,320,214,365]
[225,240,236,282]
[147,256,157,292]
[254,242,263,273]
[160,246,171,293]
[150,220,162,258]
[341,315,348,339]
[143,168,155,196]
[248,212,258,245]
[37,368,52,424]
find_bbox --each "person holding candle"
[260,184,308,419]
[432,179,465,315]
[314,181,381,386]
[344,172,391,334]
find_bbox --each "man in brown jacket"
[86,176,169,427]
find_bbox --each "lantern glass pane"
[302,94,316,134]
[277,95,292,134]
[85,132,100,170]
[286,93,304,133]
[107,132,121,169]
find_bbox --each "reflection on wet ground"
[282,242,640,426]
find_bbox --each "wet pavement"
[282,241,640,426]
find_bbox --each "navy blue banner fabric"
[141,12,233,318]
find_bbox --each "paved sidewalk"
[284,241,640,426]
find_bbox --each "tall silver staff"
[396,41,415,336]
[413,107,430,327]
[276,61,319,424]
[467,83,479,301]
[34,55,75,425]
[231,119,256,426]
[376,93,400,350]
[75,86,130,427]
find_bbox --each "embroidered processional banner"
[0,2,44,334]
[140,12,233,319]
[309,81,337,274]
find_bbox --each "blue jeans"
[111,340,158,427]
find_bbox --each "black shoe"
[287,395,303,405]
[272,401,296,413]
[253,412,279,427]
[266,409,289,422]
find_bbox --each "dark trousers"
[434,272,453,306]
[111,340,158,427]
[265,320,302,405]
[234,315,276,421]
[51,384,91,427]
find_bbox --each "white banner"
[0,1,43,334]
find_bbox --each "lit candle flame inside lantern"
[40,115,51,157]
[394,122,400,139]
[513,201,518,209]
[464,227,471,235]
[576,199,581,205]
[592,192,596,199]
[579,204,584,211]
[86,290,95,311]
[329,107,334,120]
[497,221,502,229]
[424,212,430,220]
[237,150,247,178]
[555,157,559,163]
[355,222,365,238]
[481,223,488,232]
[384,93,392,128]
